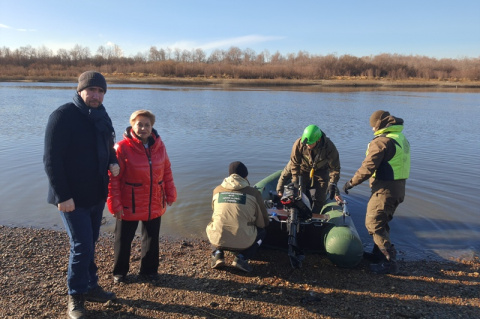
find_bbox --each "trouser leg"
[88,202,104,290]
[60,201,104,295]
[239,227,267,260]
[311,179,327,214]
[365,189,401,250]
[113,219,138,276]
[139,217,161,275]
[300,171,328,214]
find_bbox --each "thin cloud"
[201,35,284,50]
[156,35,284,51]
[0,23,36,32]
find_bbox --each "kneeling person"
[206,161,269,272]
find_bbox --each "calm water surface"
[0,82,479,261]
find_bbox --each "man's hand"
[58,198,75,212]
[343,181,353,194]
[328,183,339,200]
[109,163,120,177]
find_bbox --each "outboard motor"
[280,180,312,269]
[280,183,312,220]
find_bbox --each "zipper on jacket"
[145,147,153,221]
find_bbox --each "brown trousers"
[299,170,329,214]
[365,180,405,250]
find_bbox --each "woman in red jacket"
[108,110,177,283]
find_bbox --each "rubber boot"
[363,244,385,263]
[67,294,86,319]
[369,245,398,274]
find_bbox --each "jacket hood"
[374,122,405,136]
[375,115,404,133]
[221,174,250,190]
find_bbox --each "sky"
[1,0,479,60]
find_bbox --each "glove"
[328,183,339,200]
[343,181,353,194]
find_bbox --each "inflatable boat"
[254,170,363,268]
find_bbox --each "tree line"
[0,44,479,81]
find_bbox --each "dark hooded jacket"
[350,114,410,195]
[289,135,341,185]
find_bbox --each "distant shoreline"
[2,76,480,90]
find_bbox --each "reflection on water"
[0,82,479,261]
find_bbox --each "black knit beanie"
[77,71,107,93]
[369,110,390,128]
[229,161,248,178]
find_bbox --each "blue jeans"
[60,201,104,295]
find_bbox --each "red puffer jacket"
[107,128,177,221]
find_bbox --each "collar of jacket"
[124,127,160,145]
[221,174,250,190]
[374,124,404,136]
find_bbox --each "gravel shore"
[1,225,478,319]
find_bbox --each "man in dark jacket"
[44,71,119,319]
[343,110,410,274]
[286,125,341,214]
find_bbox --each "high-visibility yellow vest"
[369,126,410,180]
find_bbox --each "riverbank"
[2,75,480,90]
[1,225,478,318]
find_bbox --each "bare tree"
[208,49,226,63]
[173,48,182,62]
[243,48,256,65]
[96,45,108,59]
[149,46,160,61]
[192,48,206,63]
[37,46,53,59]
[226,46,243,65]
[57,49,70,63]
[112,44,123,59]
[70,44,90,61]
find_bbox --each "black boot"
[369,245,398,274]
[363,244,385,263]
[67,294,86,319]
[85,285,116,303]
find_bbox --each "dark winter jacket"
[350,115,410,196]
[44,93,117,207]
[290,135,341,185]
[107,127,177,221]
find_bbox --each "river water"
[0,82,478,262]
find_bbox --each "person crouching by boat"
[285,125,341,214]
[206,161,270,273]
[343,110,410,274]
[107,110,177,283]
